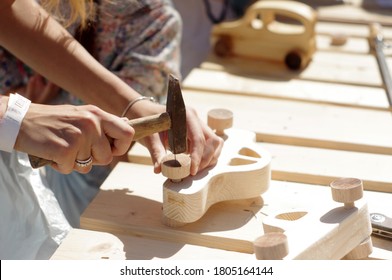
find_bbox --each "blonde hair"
[40,0,95,28]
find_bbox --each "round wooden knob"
[207,108,233,136]
[161,153,191,182]
[330,178,363,208]
[330,33,348,46]
[343,236,373,260]
[254,232,289,260]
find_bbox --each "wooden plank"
[316,21,392,39]
[51,228,391,260]
[128,141,392,193]
[201,52,383,88]
[316,4,392,26]
[80,162,392,259]
[263,142,392,193]
[180,89,392,155]
[81,163,265,254]
[183,68,388,109]
[51,229,252,260]
[316,34,370,54]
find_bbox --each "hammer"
[28,74,187,168]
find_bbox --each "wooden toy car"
[211,0,317,70]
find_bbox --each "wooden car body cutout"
[211,0,317,70]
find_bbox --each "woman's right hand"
[14,103,134,174]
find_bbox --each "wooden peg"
[330,33,348,46]
[343,236,373,260]
[161,153,191,182]
[254,232,289,260]
[330,177,363,209]
[208,108,233,136]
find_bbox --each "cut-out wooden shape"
[162,128,271,227]
[257,178,372,259]
[211,1,317,70]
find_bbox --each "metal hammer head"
[166,74,187,154]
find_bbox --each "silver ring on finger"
[75,156,93,167]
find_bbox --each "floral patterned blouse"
[0,0,182,104]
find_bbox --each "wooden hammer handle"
[129,112,171,140]
[28,112,171,168]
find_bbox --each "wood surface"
[183,67,388,109]
[80,162,392,259]
[201,52,384,87]
[316,22,392,40]
[51,228,252,260]
[316,2,392,26]
[180,89,392,155]
[261,195,372,259]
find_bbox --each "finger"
[187,123,205,176]
[50,151,78,174]
[102,115,134,156]
[90,130,113,166]
[74,150,94,173]
[197,137,218,171]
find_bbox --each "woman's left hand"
[139,106,224,176]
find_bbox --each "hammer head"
[166,74,187,154]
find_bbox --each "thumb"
[139,134,166,174]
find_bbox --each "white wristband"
[0,93,31,152]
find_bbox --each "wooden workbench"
[51,2,392,260]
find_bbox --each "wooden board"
[51,229,252,260]
[128,142,392,193]
[316,4,392,26]
[81,162,265,254]
[263,142,392,193]
[80,162,392,259]
[201,52,383,87]
[316,21,392,39]
[316,34,371,54]
[183,68,389,109]
[180,89,392,155]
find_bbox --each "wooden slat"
[316,34,370,54]
[181,89,392,155]
[51,229,252,260]
[316,4,392,26]
[128,142,392,193]
[81,163,265,254]
[263,142,392,193]
[183,68,388,109]
[201,52,383,88]
[316,22,392,39]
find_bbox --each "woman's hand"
[14,103,135,174]
[139,106,224,176]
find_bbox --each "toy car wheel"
[284,51,303,70]
[214,36,232,57]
